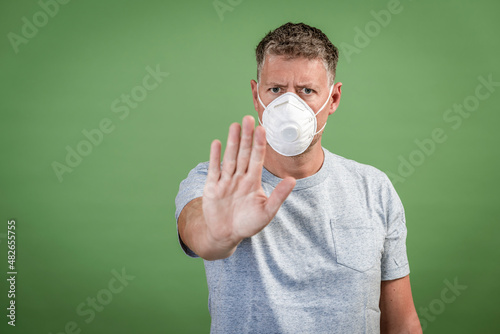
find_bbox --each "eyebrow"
[264,82,320,89]
[264,82,287,87]
[296,82,320,89]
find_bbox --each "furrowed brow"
[296,82,320,90]
[265,82,287,87]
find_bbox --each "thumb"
[265,177,296,217]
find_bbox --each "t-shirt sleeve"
[174,162,209,258]
[380,176,410,281]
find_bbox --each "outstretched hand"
[202,115,296,255]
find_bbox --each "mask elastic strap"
[256,83,266,126]
[313,85,334,135]
[314,85,335,116]
[314,121,327,135]
[256,83,267,109]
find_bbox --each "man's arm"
[178,197,222,259]
[177,116,295,260]
[178,196,243,260]
[380,275,422,334]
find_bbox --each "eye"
[302,88,313,94]
[270,87,281,94]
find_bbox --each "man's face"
[251,54,342,150]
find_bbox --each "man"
[175,22,422,333]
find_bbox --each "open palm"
[202,116,296,251]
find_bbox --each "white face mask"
[257,84,334,156]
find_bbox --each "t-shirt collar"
[261,147,331,191]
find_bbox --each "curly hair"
[255,22,339,85]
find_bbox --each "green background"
[1,0,499,333]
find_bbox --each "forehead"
[261,55,329,86]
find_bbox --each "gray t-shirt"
[175,148,410,334]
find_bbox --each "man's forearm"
[380,314,422,334]
[380,276,422,334]
[178,198,238,261]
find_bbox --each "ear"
[250,79,260,112]
[328,82,342,116]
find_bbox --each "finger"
[265,177,296,217]
[247,125,266,180]
[235,116,255,175]
[207,139,221,184]
[221,123,241,179]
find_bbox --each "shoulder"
[323,149,405,230]
[187,161,210,176]
[177,161,210,195]
[324,148,390,186]
[175,162,210,220]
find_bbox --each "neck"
[263,141,325,179]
